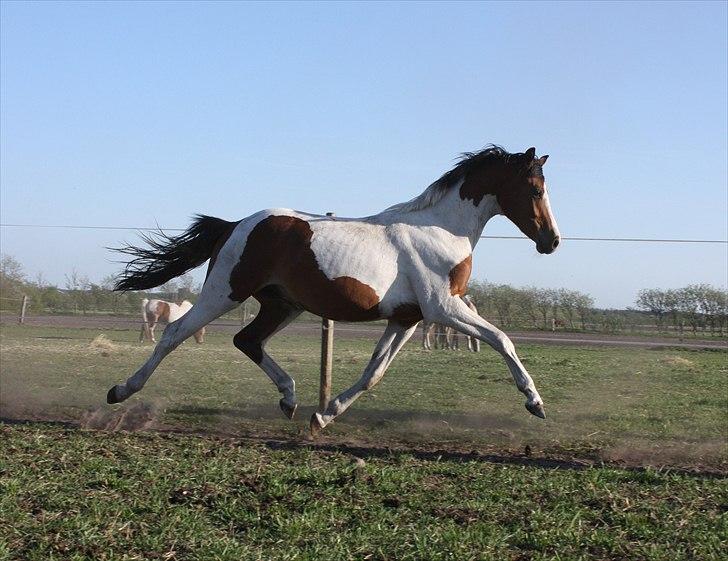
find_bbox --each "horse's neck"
[405,184,500,248]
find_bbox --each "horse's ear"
[525,147,536,159]
[537,155,549,165]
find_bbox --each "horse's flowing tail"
[113,215,236,291]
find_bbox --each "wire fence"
[2,222,727,244]
[2,222,726,341]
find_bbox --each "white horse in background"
[140,298,205,344]
[422,295,481,352]
[110,145,560,433]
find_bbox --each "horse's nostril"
[552,237,560,250]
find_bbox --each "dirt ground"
[3,313,727,350]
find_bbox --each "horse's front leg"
[432,297,545,419]
[311,320,418,434]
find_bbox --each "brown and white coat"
[109,146,560,432]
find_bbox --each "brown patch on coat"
[449,255,472,296]
[388,303,423,326]
[496,176,551,242]
[155,301,170,321]
[229,215,382,321]
[459,168,500,207]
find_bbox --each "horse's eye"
[532,188,544,199]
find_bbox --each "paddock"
[2,322,725,468]
[1,321,726,559]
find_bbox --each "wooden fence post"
[319,212,335,413]
[18,295,28,324]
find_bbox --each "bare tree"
[490,284,519,327]
[532,288,558,329]
[0,254,26,300]
[574,293,595,330]
[64,269,92,314]
[636,289,670,332]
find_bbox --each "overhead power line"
[0,223,726,244]
[477,235,727,244]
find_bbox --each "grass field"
[1,324,727,559]
[1,424,727,561]
[1,324,726,468]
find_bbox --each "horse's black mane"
[439,144,539,188]
[381,144,541,214]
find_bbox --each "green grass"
[1,324,727,468]
[2,325,726,559]
[1,424,726,561]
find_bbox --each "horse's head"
[497,147,560,254]
[457,146,561,254]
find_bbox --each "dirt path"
[2,415,725,478]
[4,313,726,350]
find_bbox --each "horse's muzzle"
[536,231,561,254]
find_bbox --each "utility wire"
[0,223,726,244]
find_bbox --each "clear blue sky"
[1,1,726,308]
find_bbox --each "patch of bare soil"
[600,440,727,472]
[79,402,160,431]
[3,409,725,477]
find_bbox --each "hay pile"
[90,334,118,357]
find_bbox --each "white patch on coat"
[542,184,561,237]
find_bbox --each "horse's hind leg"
[422,322,432,350]
[107,297,237,404]
[148,318,158,343]
[233,295,302,419]
[312,320,418,433]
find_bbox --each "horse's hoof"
[107,386,120,404]
[309,412,325,437]
[279,398,298,420]
[525,401,546,419]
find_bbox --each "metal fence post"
[319,212,335,413]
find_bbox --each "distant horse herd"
[421,295,481,352]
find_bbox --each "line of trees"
[1,253,726,336]
[467,281,727,336]
[635,285,728,335]
[466,282,596,330]
[0,254,199,316]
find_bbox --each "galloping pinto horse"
[139,298,205,344]
[108,146,560,433]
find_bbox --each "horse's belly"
[284,277,384,322]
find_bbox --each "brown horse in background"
[140,298,205,344]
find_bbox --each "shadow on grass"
[165,403,524,431]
